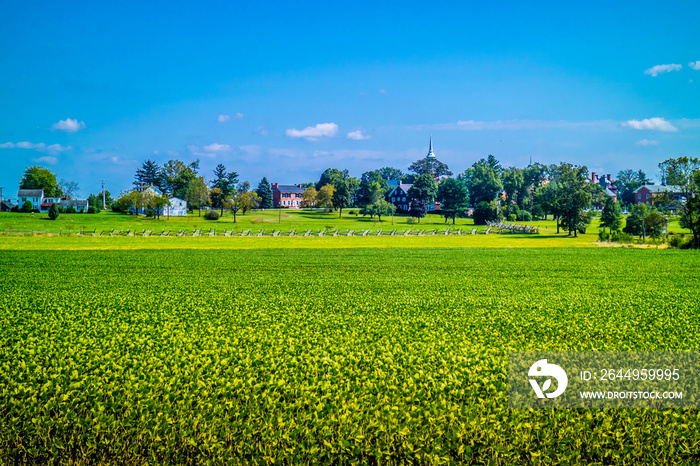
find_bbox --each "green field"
[0,210,480,235]
[2,247,700,464]
[0,209,690,237]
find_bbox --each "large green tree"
[408,174,438,206]
[255,177,274,209]
[162,159,199,199]
[318,168,355,217]
[357,170,389,207]
[361,199,396,222]
[459,158,503,206]
[437,178,468,224]
[187,177,210,216]
[408,158,452,179]
[658,157,700,197]
[502,167,524,206]
[600,197,622,233]
[231,191,261,223]
[19,166,62,197]
[377,167,405,182]
[679,170,700,248]
[553,163,591,237]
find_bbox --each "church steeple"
[426,135,436,159]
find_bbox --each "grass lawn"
[0,209,476,234]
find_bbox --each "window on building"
[638,194,641,200]
[391,197,395,202]
[402,197,406,202]
[646,193,649,199]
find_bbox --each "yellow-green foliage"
[1,248,700,464]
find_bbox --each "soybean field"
[1,248,700,464]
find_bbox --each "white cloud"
[0,141,70,152]
[623,117,678,132]
[218,113,242,122]
[189,143,231,158]
[33,156,58,165]
[46,144,71,153]
[203,143,231,152]
[51,118,86,132]
[17,141,45,149]
[448,119,614,131]
[636,139,659,146]
[255,126,269,136]
[285,123,338,141]
[644,64,682,77]
[347,130,371,140]
[690,61,700,71]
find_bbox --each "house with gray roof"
[271,183,304,208]
[633,184,683,206]
[18,189,44,210]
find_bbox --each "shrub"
[406,217,419,224]
[598,229,634,243]
[473,201,500,225]
[521,211,533,222]
[65,206,77,214]
[48,203,59,220]
[507,213,517,222]
[146,209,155,218]
[204,210,219,220]
[87,206,98,214]
[22,200,33,212]
[668,234,693,249]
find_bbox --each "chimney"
[591,172,597,183]
[607,174,612,182]
[271,182,279,190]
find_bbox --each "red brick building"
[271,183,304,208]
[633,184,683,205]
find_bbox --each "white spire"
[426,135,436,159]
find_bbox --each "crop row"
[1,248,700,464]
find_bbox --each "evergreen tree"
[48,203,59,220]
[210,164,239,215]
[134,159,164,189]
[255,177,274,209]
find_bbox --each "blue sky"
[1,0,699,198]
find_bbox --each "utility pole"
[101,180,106,210]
